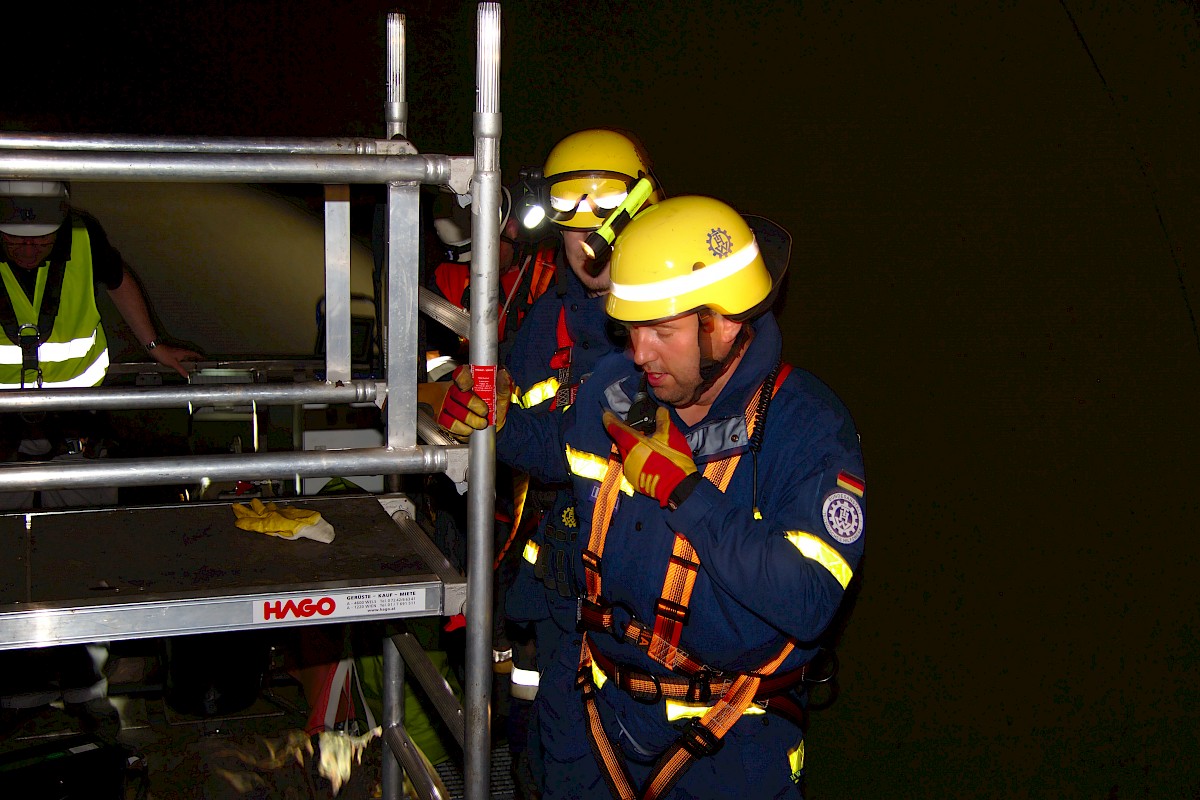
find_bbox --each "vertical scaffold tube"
[464,4,502,800]
[386,13,407,140]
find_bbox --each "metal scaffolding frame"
[0,5,502,798]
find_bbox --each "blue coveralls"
[498,312,866,800]
[500,253,623,784]
[503,251,621,631]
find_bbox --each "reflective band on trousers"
[784,530,854,589]
[589,661,765,722]
[511,666,540,689]
[518,377,560,409]
[567,446,634,496]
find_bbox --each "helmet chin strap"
[687,310,752,406]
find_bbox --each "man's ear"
[708,312,743,349]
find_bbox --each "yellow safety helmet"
[607,196,778,323]
[540,129,662,231]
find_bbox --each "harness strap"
[589,647,808,705]
[578,362,798,799]
[579,638,639,800]
[508,245,557,320]
[584,363,791,673]
[579,638,797,800]
[639,642,795,800]
[0,259,69,388]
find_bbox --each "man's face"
[1,231,57,270]
[561,229,610,295]
[628,313,704,407]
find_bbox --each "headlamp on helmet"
[535,129,663,232]
[513,168,551,232]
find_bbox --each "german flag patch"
[836,470,865,497]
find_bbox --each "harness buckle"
[629,671,663,705]
[575,665,595,697]
[678,718,724,759]
[686,668,712,704]
[20,366,43,390]
[17,323,42,389]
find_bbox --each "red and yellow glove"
[603,406,701,510]
[421,364,512,440]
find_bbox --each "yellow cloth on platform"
[231,498,336,543]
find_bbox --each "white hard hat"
[432,186,512,263]
[0,181,69,236]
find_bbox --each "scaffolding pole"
[463,5,502,800]
[0,7,502,799]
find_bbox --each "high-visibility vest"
[0,224,110,389]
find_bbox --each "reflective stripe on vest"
[0,225,108,389]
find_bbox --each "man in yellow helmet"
[443,195,865,798]
[424,129,664,798]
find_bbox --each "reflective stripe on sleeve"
[784,530,854,589]
[566,446,634,496]
[518,377,560,409]
[511,666,540,689]
[522,540,539,565]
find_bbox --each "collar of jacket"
[601,313,783,465]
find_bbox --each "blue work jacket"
[504,258,614,408]
[498,312,866,753]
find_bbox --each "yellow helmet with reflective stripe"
[606,196,774,323]
[541,129,662,231]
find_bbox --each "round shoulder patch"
[821,490,863,544]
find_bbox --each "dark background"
[4,1,1199,796]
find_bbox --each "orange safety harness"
[576,362,805,800]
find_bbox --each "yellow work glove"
[420,365,512,441]
[603,406,701,510]
[232,498,336,543]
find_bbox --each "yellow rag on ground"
[232,498,336,543]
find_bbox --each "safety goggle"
[543,170,638,224]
